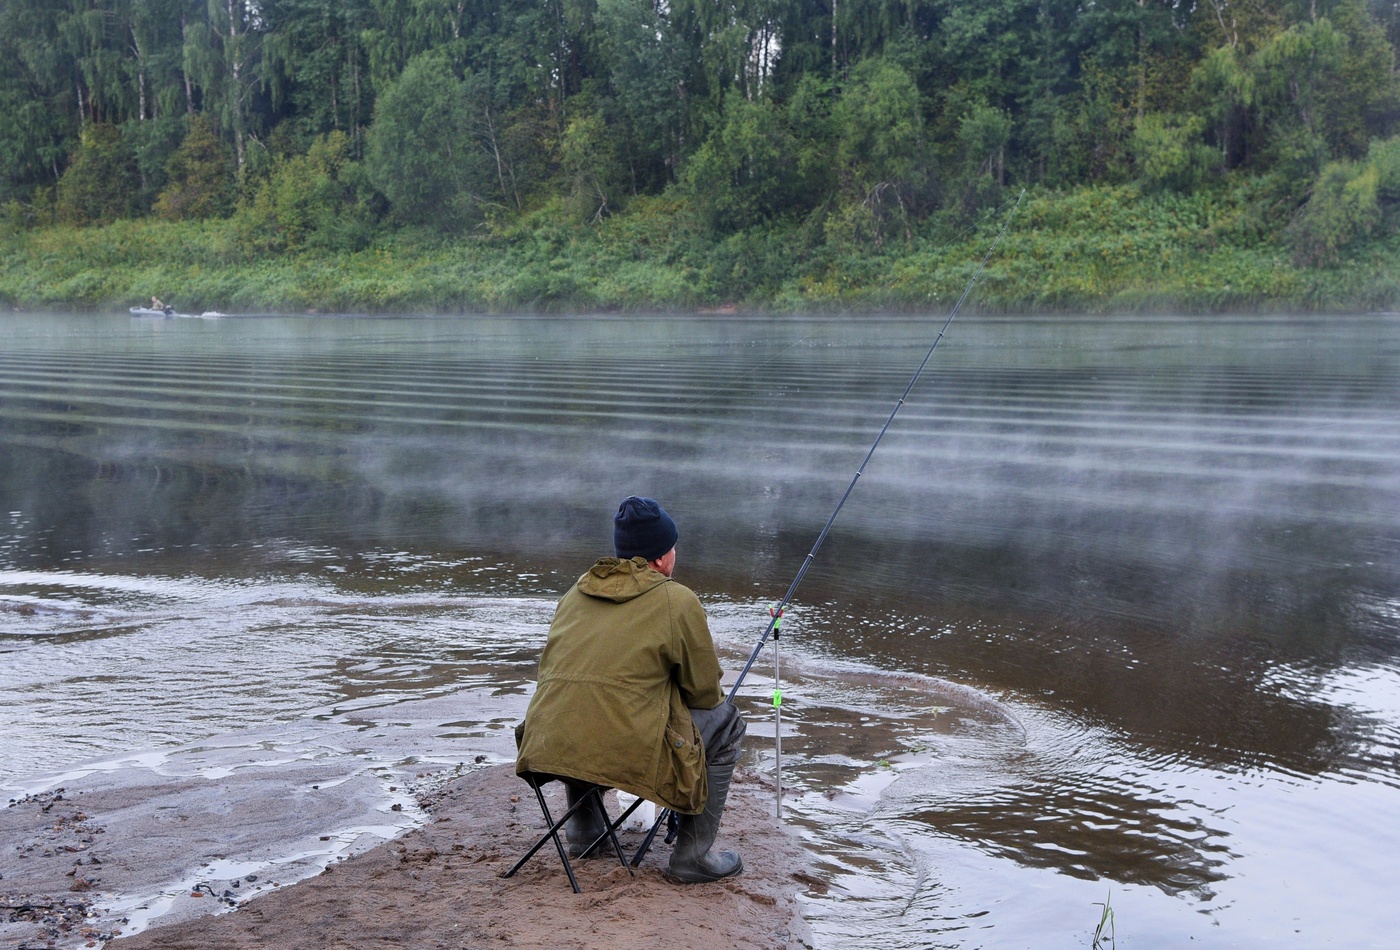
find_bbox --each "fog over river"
[2,311,1397,947]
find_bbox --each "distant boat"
[129,307,223,319]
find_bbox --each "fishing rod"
[726,187,1025,702]
[632,190,1025,861]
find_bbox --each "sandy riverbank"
[3,764,815,949]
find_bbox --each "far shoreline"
[4,185,1398,318]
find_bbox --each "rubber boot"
[666,765,743,883]
[564,785,610,858]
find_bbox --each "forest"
[3,0,1400,313]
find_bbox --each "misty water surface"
[1,311,1398,948]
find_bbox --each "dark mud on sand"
[4,765,813,950]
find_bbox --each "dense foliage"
[3,0,1400,311]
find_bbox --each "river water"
[1,312,1397,947]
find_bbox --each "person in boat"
[514,495,746,883]
[151,296,173,316]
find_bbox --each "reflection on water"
[2,312,1399,947]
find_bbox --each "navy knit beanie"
[613,496,679,561]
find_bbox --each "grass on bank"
[2,183,1398,315]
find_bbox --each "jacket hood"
[577,556,671,603]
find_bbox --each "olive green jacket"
[514,557,724,814]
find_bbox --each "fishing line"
[632,189,1026,857]
[727,187,1025,700]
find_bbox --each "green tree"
[673,0,780,109]
[1323,0,1400,159]
[124,0,194,123]
[0,1,78,202]
[954,102,1013,212]
[1289,158,1380,265]
[183,0,268,172]
[154,114,235,220]
[932,0,1040,105]
[596,0,685,188]
[560,107,623,223]
[54,122,142,224]
[363,50,481,228]
[1370,133,1400,200]
[1132,112,1216,191]
[1372,0,1400,50]
[1190,43,1252,169]
[235,130,375,251]
[828,56,927,240]
[786,73,838,204]
[682,93,801,231]
[1193,0,1287,52]
[261,0,376,151]
[1017,0,1084,185]
[1250,17,1349,182]
[1192,4,1399,183]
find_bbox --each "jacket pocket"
[664,725,691,753]
[660,721,706,813]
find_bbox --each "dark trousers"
[690,700,745,770]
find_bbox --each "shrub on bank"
[2,182,1399,314]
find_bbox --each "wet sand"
[3,764,813,950]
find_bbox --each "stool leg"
[543,784,582,894]
[602,793,644,877]
[631,808,671,868]
[502,780,581,893]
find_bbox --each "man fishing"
[514,495,746,883]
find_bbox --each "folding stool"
[502,772,647,892]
